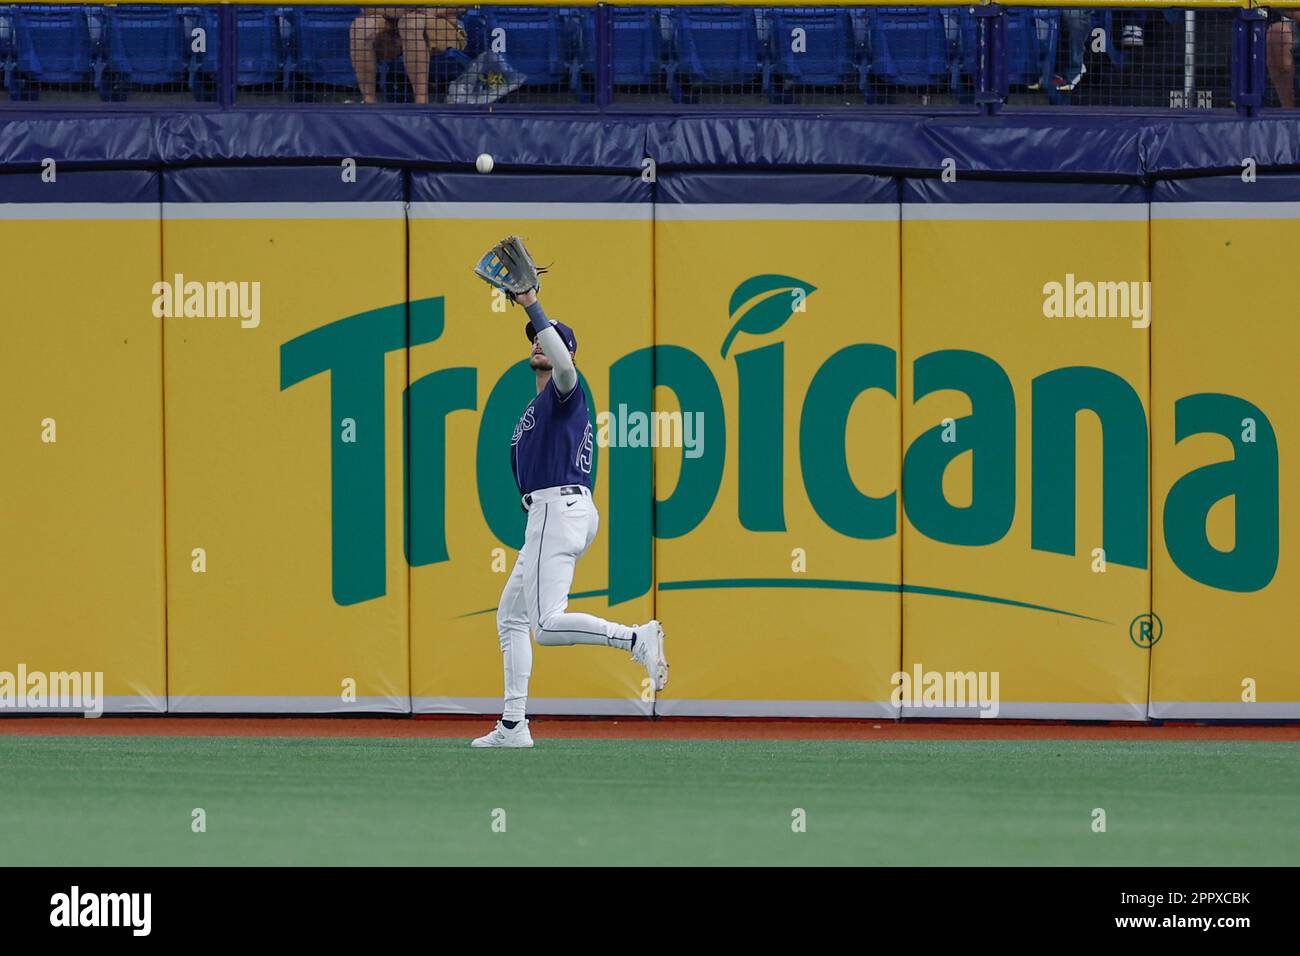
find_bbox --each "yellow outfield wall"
[651,173,902,716]
[0,166,1293,719]
[0,171,167,714]
[161,166,411,712]
[899,181,1152,719]
[1149,176,1298,718]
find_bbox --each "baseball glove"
[473,235,548,303]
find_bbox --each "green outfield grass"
[1,736,1297,866]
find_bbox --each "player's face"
[528,340,576,371]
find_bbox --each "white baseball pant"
[496,486,639,722]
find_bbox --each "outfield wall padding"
[162,165,411,713]
[899,179,1151,720]
[5,111,1300,177]
[0,169,166,714]
[1149,174,1298,718]
[653,172,902,717]
[1,112,1296,719]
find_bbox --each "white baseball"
[476,153,494,174]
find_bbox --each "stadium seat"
[460,7,487,57]
[287,6,362,91]
[100,4,189,92]
[766,9,865,100]
[1004,9,1059,89]
[578,8,664,89]
[848,8,871,52]
[668,8,764,103]
[866,8,949,88]
[193,7,284,95]
[480,7,579,92]
[4,5,96,98]
[0,14,9,89]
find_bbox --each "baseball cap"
[524,319,578,354]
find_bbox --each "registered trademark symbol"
[1129,612,1163,648]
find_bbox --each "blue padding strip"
[903,179,1148,205]
[658,172,897,205]
[0,111,1299,180]
[163,164,403,203]
[411,172,650,204]
[1153,173,1300,203]
[0,168,158,204]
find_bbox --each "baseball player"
[469,236,668,748]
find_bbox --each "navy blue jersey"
[510,378,594,495]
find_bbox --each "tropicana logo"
[279,280,1278,611]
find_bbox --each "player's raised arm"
[517,291,576,396]
[474,236,576,395]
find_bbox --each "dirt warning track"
[1,716,1297,741]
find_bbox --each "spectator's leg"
[1268,22,1295,109]
[350,12,393,104]
[423,14,468,99]
[399,9,434,104]
[1033,15,1052,89]
[1063,10,1090,85]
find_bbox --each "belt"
[522,485,589,512]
